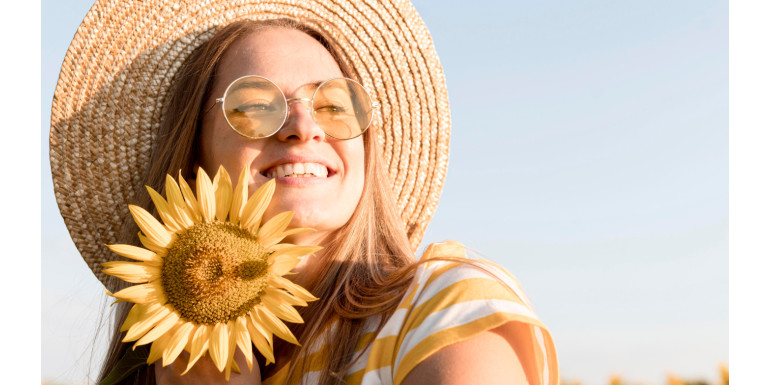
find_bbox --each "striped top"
[263,241,559,385]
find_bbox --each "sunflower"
[102,165,320,379]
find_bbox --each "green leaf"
[97,345,150,385]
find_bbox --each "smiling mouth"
[261,162,331,178]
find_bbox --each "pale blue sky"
[42,1,728,384]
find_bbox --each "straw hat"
[50,0,451,288]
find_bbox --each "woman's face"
[198,27,365,245]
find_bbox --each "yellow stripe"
[262,362,289,385]
[345,368,366,385]
[393,312,539,385]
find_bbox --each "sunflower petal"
[224,320,238,380]
[110,281,164,305]
[183,325,211,375]
[121,304,144,332]
[165,174,194,227]
[229,165,250,225]
[106,244,161,264]
[209,322,229,372]
[261,289,303,323]
[245,316,275,364]
[147,186,181,232]
[178,172,202,222]
[123,304,171,342]
[234,316,254,372]
[275,227,316,240]
[196,167,216,222]
[268,245,322,264]
[213,166,233,222]
[102,261,160,283]
[257,211,294,246]
[263,284,308,307]
[138,233,166,255]
[248,309,273,345]
[240,179,276,232]
[135,311,180,346]
[269,276,318,303]
[256,306,299,345]
[129,205,172,249]
[161,321,194,367]
[147,332,172,365]
[269,255,302,277]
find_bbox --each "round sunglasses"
[206,76,377,140]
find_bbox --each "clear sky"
[41,1,728,384]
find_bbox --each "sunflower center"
[161,221,269,324]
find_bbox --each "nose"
[274,98,325,142]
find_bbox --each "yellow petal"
[183,325,211,375]
[257,211,294,246]
[245,316,275,364]
[233,316,254,372]
[178,171,202,222]
[106,244,161,264]
[240,179,276,232]
[261,289,303,324]
[213,165,233,222]
[263,284,307,307]
[209,322,229,372]
[256,306,299,345]
[121,304,144,332]
[269,276,318,303]
[275,227,315,240]
[196,167,216,222]
[129,205,172,249]
[102,261,160,283]
[110,281,164,305]
[224,320,238,380]
[165,174,194,228]
[135,311,180,346]
[162,321,194,367]
[229,165,250,225]
[268,245,322,264]
[123,304,171,342]
[138,232,166,255]
[247,308,273,345]
[269,255,302,277]
[147,332,172,365]
[147,186,182,232]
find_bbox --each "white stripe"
[375,307,408,338]
[407,264,432,306]
[359,364,392,385]
[347,342,374,374]
[394,298,538,374]
[299,370,321,385]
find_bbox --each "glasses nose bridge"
[285,96,313,108]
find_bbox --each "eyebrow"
[229,80,275,93]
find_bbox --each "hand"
[155,350,261,385]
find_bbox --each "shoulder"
[390,241,559,385]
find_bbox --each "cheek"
[198,120,258,177]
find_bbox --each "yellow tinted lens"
[313,78,373,139]
[223,76,286,138]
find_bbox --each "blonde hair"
[98,19,419,385]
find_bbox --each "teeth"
[265,162,329,178]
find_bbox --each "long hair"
[98,18,419,385]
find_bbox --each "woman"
[49,1,558,385]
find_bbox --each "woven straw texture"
[50,0,451,288]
